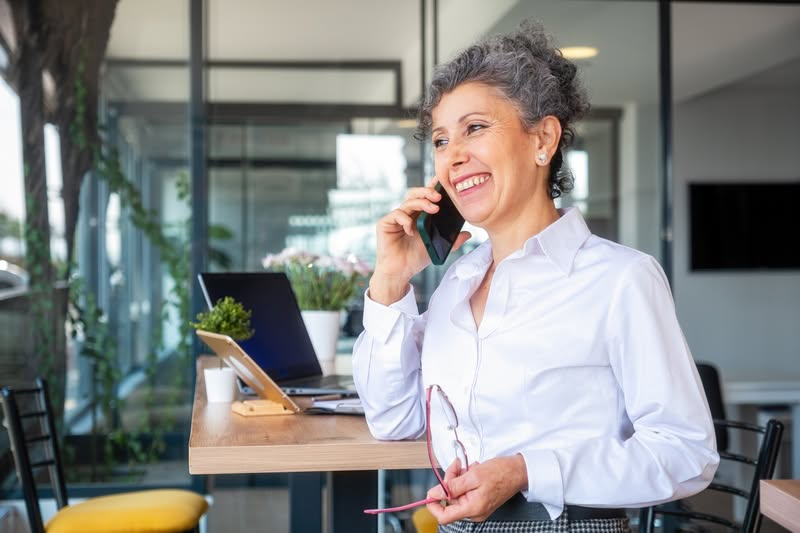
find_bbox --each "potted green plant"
[261,248,370,362]
[191,296,254,402]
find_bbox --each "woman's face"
[431,82,544,232]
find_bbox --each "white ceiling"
[104,0,800,107]
[672,3,800,101]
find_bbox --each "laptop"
[197,271,356,396]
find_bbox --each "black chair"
[1,377,208,533]
[696,362,729,452]
[639,417,784,533]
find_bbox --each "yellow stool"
[412,507,438,533]
[1,378,208,533]
[45,489,208,533]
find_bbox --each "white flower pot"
[301,310,342,363]
[204,366,236,403]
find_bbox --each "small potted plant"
[192,296,254,402]
[262,248,371,362]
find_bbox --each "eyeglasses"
[364,384,469,514]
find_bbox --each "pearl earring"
[537,153,547,164]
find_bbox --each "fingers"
[397,197,440,217]
[445,468,475,499]
[380,196,441,237]
[443,457,463,483]
[426,496,472,525]
[380,209,416,237]
[427,459,523,525]
[386,178,445,226]
[424,459,473,509]
[405,184,441,204]
[426,458,461,503]
[426,483,447,501]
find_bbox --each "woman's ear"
[534,116,562,165]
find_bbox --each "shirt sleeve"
[351,285,428,440]
[520,255,720,518]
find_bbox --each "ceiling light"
[560,46,598,60]
[395,119,418,129]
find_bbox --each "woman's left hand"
[425,454,528,524]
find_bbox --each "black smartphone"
[417,182,466,265]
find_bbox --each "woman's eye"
[467,124,485,134]
[433,138,448,148]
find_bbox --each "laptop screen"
[197,272,323,381]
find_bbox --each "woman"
[352,20,718,532]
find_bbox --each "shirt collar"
[532,207,591,276]
[451,207,591,280]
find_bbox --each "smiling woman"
[353,19,718,533]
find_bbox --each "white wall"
[673,86,800,381]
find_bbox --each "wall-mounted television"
[689,182,800,271]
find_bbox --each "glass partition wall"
[206,120,420,272]
[63,0,194,487]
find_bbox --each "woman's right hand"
[369,178,470,305]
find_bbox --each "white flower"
[261,253,281,269]
[333,256,354,275]
[262,247,372,310]
[315,255,336,269]
[347,254,372,276]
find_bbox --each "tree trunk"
[43,0,118,418]
[44,0,117,269]
[10,0,61,407]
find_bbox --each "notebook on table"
[197,271,356,396]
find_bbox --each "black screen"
[198,272,323,380]
[690,182,800,270]
[422,186,465,263]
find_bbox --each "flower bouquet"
[261,248,371,311]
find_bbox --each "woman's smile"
[453,173,492,193]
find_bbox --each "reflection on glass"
[325,135,408,262]
[208,124,416,271]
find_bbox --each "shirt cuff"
[362,285,419,343]
[519,448,565,520]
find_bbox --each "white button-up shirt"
[352,207,719,519]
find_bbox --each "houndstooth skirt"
[437,512,631,533]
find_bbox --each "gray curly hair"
[415,20,590,199]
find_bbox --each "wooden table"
[760,480,800,532]
[189,356,428,532]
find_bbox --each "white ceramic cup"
[204,366,236,402]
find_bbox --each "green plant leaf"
[191,296,254,340]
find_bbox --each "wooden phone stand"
[231,399,295,417]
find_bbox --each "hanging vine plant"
[67,55,194,472]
